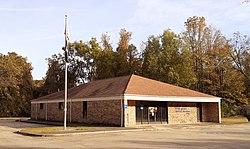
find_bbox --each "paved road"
[0,120,250,149]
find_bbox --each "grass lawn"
[20,126,96,133]
[0,117,30,120]
[221,116,249,124]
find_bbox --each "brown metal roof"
[32,74,216,102]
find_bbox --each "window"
[59,102,64,110]
[40,103,44,109]
[83,101,87,118]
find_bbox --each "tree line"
[1,16,250,117]
[0,53,33,117]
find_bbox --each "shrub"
[241,105,250,121]
[221,100,241,117]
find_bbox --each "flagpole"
[64,15,68,130]
[64,62,68,130]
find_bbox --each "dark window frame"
[59,102,64,110]
[83,101,87,118]
[40,103,44,109]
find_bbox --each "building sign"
[124,104,128,110]
[175,107,190,113]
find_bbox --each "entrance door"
[158,106,168,123]
[136,106,149,123]
[136,101,168,124]
[149,107,157,122]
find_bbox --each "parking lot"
[0,120,250,149]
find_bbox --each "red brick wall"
[31,102,71,122]
[31,103,37,120]
[37,103,46,120]
[202,102,220,122]
[47,103,65,121]
[86,100,121,126]
[31,99,122,126]
[70,101,84,123]
[31,100,219,126]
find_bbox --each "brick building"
[31,75,221,127]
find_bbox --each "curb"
[16,123,239,137]
[16,128,157,137]
[15,131,44,137]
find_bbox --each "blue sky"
[0,0,250,80]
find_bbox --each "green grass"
[221,116,249,124]
[20,126,95,133]
[0,117,30,120]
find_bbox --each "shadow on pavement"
[0,120,49,129]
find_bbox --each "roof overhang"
[124,94,221,103]
[31,96,123,103]
[31,94,220,103]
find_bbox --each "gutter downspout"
[70,98,72,123]
[218,100,222,123]
[45,101,48,121]
[121,97,123,127]
[36,102,38,120]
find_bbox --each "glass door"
[136,106,149,124]
[149,107,157,122]
[156,106,168,123]
[136,101,168,124]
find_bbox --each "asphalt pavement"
[0,120,250,149]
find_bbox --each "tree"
[229,32,250,78]
[33,79,46,99]
[43,41,88,94]
[183,16,209,91]
[0,52,33,117]
[127,44,142,75]
[230,32,250,91]
[94,33,116,80]
[72,38,101,82]
[161,30,196,86]
[242,0,250,3]
[112,29,142,76]
[114,29,132,76]
[141,30,196,87]
[44,54,65,94]
[183,17,248,116]
[141,35,162,80]
[241,105,250,121]
[177,42,197,88]
[229,32,250,101]
[40,25,249,118]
